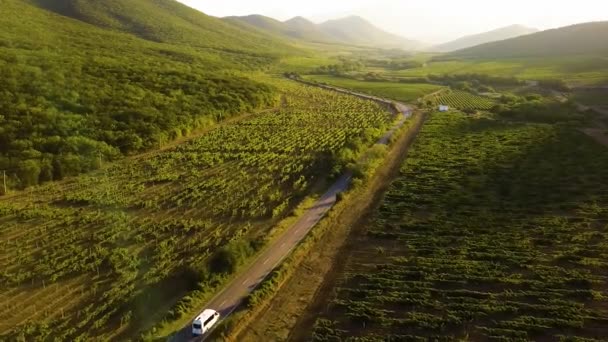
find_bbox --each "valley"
[1,1,607,341]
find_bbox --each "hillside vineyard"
[0,81,394,340]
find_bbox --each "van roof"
[194,309,218,322]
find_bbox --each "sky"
[177,0,607,44]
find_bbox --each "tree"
[17,160,41,187]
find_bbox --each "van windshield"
[193,323,202,329]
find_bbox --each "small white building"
[439,105,449,112]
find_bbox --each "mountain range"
[224,14,424,50]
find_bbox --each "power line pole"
[2,170,6,195]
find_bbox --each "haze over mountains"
[447,21,608,58]
[225,14,424,50]
[431,24,539,52]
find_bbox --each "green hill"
[446,21,608,58]
[0,0,294,190]
[32,0,289,53]
[432,24,538,52]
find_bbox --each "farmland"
[302,75,443,103]
[428,90,496,110]
[0,80,395,340]
[309,112,608,341]
[377,55,608,86]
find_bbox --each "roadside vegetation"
[309,111,608,341]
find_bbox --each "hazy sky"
[177,0,607,43]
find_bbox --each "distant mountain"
[446,22,608,58]
[225,14,423,50]
[432,25,538,52]
[225,14,336,43]
[319,16,424,50]
[284,16,337,42]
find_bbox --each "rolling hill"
[432,24,538,52]
[319,16,423,50]
[446,21,608,58]
[224,14,336,43]
[31,0,290,53]
[0,0,294,189]
[284,16,337,42]
[226,14,423,50]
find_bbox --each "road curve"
[171,82,411,342]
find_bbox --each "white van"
[192,309,220,336]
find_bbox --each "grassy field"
[0,80,394,341]
[303,75,443,102]
[310,112,608,341]
[380,55,608,86]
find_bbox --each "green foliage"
[0,81,393,340]
[209,240,256,275]
[312,112,608,340]
[0,0,285,189]
[312,58,365,76]
[495,95,587,124]
[350,144,388,179]
[33,0,292,55]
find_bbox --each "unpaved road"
[169,82,412,341]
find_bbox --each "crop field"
[0,81,395,340]
[311,112,608,341]
[378,56,608,86]
[430,90,495,110]
[303,75,443,103]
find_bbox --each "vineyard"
[0,80,394,340]
[429,89,495,110]
[303,75,443,103]
[311,112,608,340]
